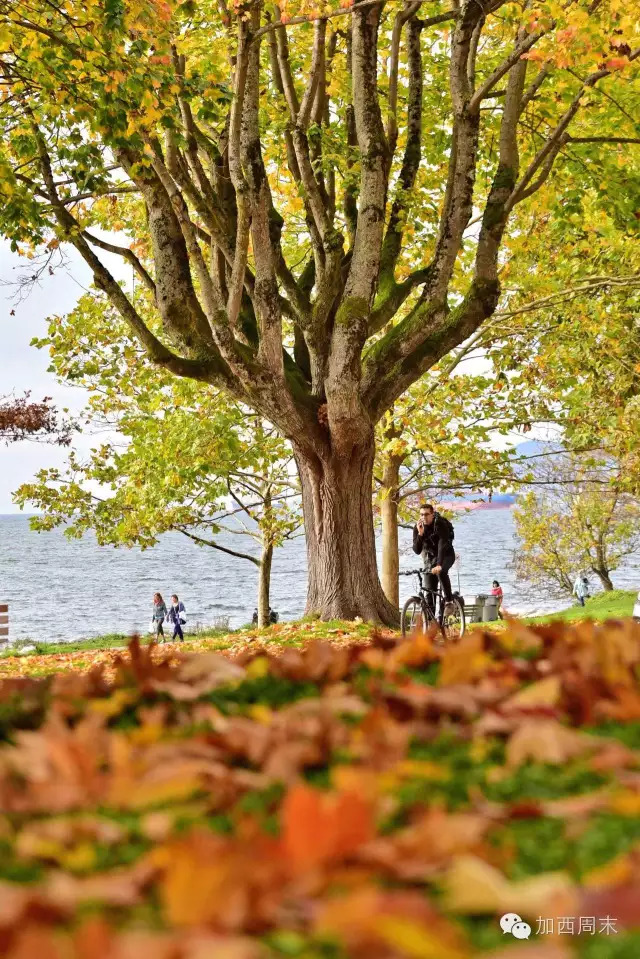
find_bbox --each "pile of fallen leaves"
[1,619,639,959]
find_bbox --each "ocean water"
[0,511,638,644]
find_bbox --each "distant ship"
[436,494,515,512]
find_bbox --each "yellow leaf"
[442,855,578,920]
[61,841,97,873]
[89,689,137,718]
[608,791,640,817]
[583,849,636,889]
[503,675,561,710]
[248,703,273,724]
[373,915,469,959]
[245,656,269,679]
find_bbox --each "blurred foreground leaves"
[0,617,640,958]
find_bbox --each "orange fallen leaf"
[281,783,375,871]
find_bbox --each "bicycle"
[399,568,466,641]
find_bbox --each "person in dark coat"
[412,503,456,615]
[167,594,186,641]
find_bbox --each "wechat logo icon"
[500,914,532,940]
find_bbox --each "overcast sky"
[0,242,95,514]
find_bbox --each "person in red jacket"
[491,580,504,619]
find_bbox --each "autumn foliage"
[0,393,71,445]
[0,617,640,957]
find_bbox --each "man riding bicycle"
[412,503,456,616]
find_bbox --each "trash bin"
[482,595,499,622]
[473,594,488,624]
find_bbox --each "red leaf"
[605,57,628,70]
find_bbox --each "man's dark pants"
[425,548,455,614]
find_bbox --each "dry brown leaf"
[595,685,640,721]
[579,883,640,929]
[151,831,283,930]
[43,859,156,909]
[540,791,611,818]
[506,720,597,767]
[358,808,490,880]
[438,634,492,687]
[502,675,561,712]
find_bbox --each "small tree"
[513,454,640,595]
[375,360,557,606]
[16,299,300,628]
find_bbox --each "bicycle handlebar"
[399,569,427,576]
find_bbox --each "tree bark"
[294,435,399,625]
[593,540,614,591]
[593,567,614,591]
[380,453,403,608]
[258,540,273,627]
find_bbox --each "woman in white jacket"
[573,575,589,607]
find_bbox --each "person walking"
[491,580,504,619]
[167,594,187,641]
[573,574,589,607]
[151,592,167,639]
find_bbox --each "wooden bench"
[0,603,8,643]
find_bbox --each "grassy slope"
[526,589,636,624]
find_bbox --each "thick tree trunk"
[258,540,273,627]
[380,454,403,608]
[294,436,399,625]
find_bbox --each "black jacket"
[413,514,454,566]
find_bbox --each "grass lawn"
[2,626,235,657]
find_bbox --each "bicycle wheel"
[441,596,466,642]
[401,596,427,638]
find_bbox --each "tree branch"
[32,123,227,386]
[82,231,156,296]
[177,528,261,566]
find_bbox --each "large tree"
[1,0,638,622]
